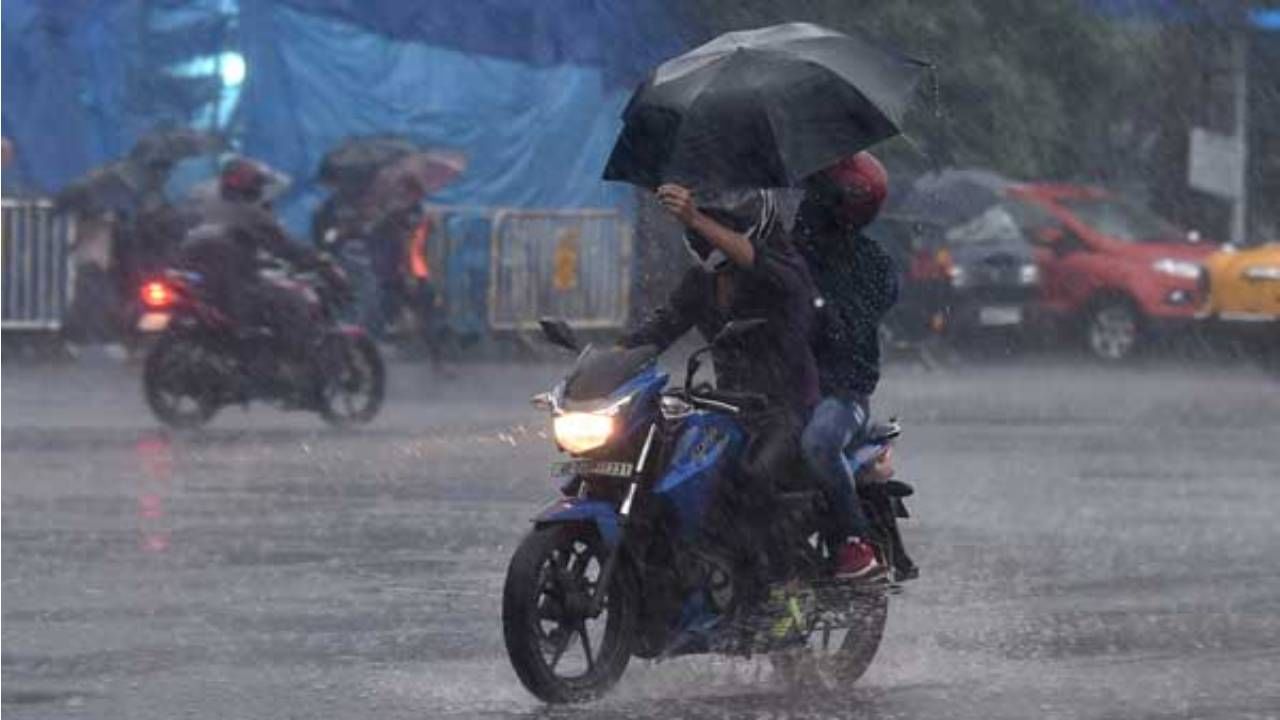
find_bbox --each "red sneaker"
[834,538,882,580]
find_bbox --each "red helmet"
[219,156,270,202]
[819,151,888,228]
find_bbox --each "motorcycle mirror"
[713,318,767,345]
[529,392,555,411]
[538,317,579,352]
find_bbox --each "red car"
[1009,184,1216,361]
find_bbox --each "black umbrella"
[603,22,930,190]
[886,168,1015,227]
[53,161,147,215]
[318,135,419,192]
[129,128,226,169]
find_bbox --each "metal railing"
[487,209,632,331]
[2,199,76,331]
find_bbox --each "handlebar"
[667,387,770,414]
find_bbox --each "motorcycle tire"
[143,334,220,430]
[318,333,385,427]
[502,524,637,704]
[770,587,888,692]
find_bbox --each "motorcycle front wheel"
[318,333,385,427]
[143,334,221,429]
[502,524,637,704]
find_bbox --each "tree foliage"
[676,0,1167,184]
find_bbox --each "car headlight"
[948,265,969,288]
[1242,265,1280,282]
[1018,263,1039,285]
[1152,258,1201,280]
[553,413,616,454]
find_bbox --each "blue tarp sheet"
[2,0,681,224]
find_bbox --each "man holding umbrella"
[620,183,820,564]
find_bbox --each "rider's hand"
[657,184,700,226]
[319,259,353,301]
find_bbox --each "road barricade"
[2,198,76,331]
[487,209,632,331]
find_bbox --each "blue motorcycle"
[502,318,916,703]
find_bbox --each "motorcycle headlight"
[553,412,616,454]
[1152,258,1201,280]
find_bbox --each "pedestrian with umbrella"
[606,22,927,580]
[54,128,224,348]
[312,135,420,337]
[364,149,466,369]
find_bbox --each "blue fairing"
[534,497,620,548]
[654,412,745,541]
[608,368,668,435]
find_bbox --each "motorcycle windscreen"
[563,344,659,403]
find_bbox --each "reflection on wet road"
[3,359,1279,719]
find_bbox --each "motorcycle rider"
[177,156,345,401]
[621,184,820,563]
[795,152,899,579]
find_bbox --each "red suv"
[1009,184,1216,361]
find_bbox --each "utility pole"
[1230,23,1249,247]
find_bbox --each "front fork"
[586,423,658,617]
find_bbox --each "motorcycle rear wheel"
[770,586,888,691]
[318,334,385,427]
[502,524,637,704]
[143,335,221,429]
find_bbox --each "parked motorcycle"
[135,264,385,429]
[502,318,917,703]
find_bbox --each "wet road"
[4,357,1279,719]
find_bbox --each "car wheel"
[1086,299,1141,362]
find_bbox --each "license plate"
[978,306,1022,326]
[136,312,171,332]
[552,460,634,479]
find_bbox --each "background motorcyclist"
[794,151,900,579]
[177,156,344,400]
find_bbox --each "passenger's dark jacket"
[621,224,820,420]
[794,201,899,400]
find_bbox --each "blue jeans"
[800,396,871,541]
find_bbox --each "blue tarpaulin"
[2,0,681,223]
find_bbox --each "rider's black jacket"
[794,200,899,401]
[621,225,820,421]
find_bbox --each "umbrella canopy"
[603,22,929,190]
[129,128,226,169]
[364,150,467,212]
[886,168,1016,227]
[53,161,146,215]
[318,135,419,192]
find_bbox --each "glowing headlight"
[1152,258,1201,280]
[553,413,616,454]
[948,265,969,288]
[1018,263,1039,285]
